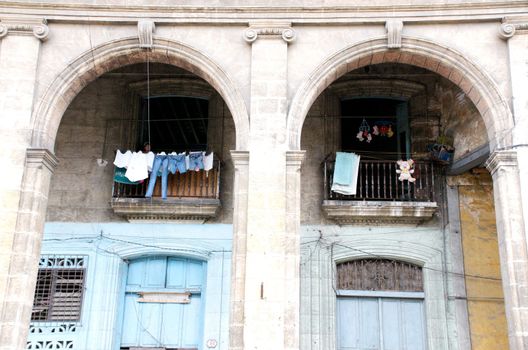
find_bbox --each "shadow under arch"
[31,37,249,151]
[287,36,513,151]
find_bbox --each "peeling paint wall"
[456,172,508,350]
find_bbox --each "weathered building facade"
[0,1,527,349]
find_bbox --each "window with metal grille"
[31,257,86,322]
[337,258,423,292]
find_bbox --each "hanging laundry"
[203,152,214,172]
[113,150,132,168]
[125,152,150,182]
[145,154,169,199]
[188,151,204,171]
[113,167,141,185]
[331,152,361,195]
[168,153,187,174]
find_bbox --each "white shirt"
[125,152,150,182]
[113,150,132,168]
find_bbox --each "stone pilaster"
[229,150,249,350]
[485,150,528,350]
[0,18,49,350]
[240,22,297,350]
[284,151,305,350]
[0,149,58,350]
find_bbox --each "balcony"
[322,158,438,225]
[111,159,221,223]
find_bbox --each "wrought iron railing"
[112,158,221,200]
[324,158,435,202]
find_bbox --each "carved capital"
[230,150,250,169]
[26,148,59,173]
[286,150,306,171]
[243,22,296,44]
[485,150,517,175]
[499,17,528,40]
[0,18,49,41]
[385,20,403,49]
[138,20,155,49]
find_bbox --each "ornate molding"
[322,200,438,225]
[385,20,403,49]
[0,18,49,41]
[499,17,528,39]
[138,19,155,49]
[484,150,518,175]
[243,22,296,44]
[26,148,59,173]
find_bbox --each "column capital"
[243,22,296,44]
[26,148,59,173]
[484,150,517,175]
[286,150,306,170]
[230,150,250,168]
[499,16,528,40]
[0,18,49,41]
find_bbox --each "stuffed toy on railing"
[396,159,416,183]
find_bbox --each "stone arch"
[31,37,249,151]
[287,36,513,151]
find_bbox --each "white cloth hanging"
[113,150,132,168]
[203,152,214,171]
[146,151,155,171]
[125,152,150,182]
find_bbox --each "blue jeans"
[145,155,168,199]
[188,152,204,171]
[168,154,187,174]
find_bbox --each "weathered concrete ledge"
[322,200,438,225]
[111,197,221,223]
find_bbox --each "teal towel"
[333,152,356,185]
[114,167,141,185]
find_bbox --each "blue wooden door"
[337,296,426,350]
[121,256,205,349]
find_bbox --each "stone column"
[0,18,50,350]
[229,150,249,350]
[0,149,58,350]
[237,22,296,350]
[485,150,528,349]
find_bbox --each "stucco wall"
[457,172,508,350]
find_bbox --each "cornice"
[0,17,48,41]
[0,2,527,25]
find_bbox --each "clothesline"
[113,150,214,185]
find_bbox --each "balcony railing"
[323,159,435,202]
[112,159,220,200]
[110,158,221,222]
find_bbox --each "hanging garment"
[146,151,155,172]
[114,150,132,168]
[168,153,187,174]
[114,167,141,185]
[331,152,361,195]
[145,154,169,199]
[125,152,150,182]
[188,152,204,171]
[203,152,214,172]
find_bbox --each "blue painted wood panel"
[121,256,205,348]
[337,296,426,350]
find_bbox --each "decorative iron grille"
[337,259,423,292]
[31,256,86,322]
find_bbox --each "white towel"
[203,152,214,171]
[113,150,132,168]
